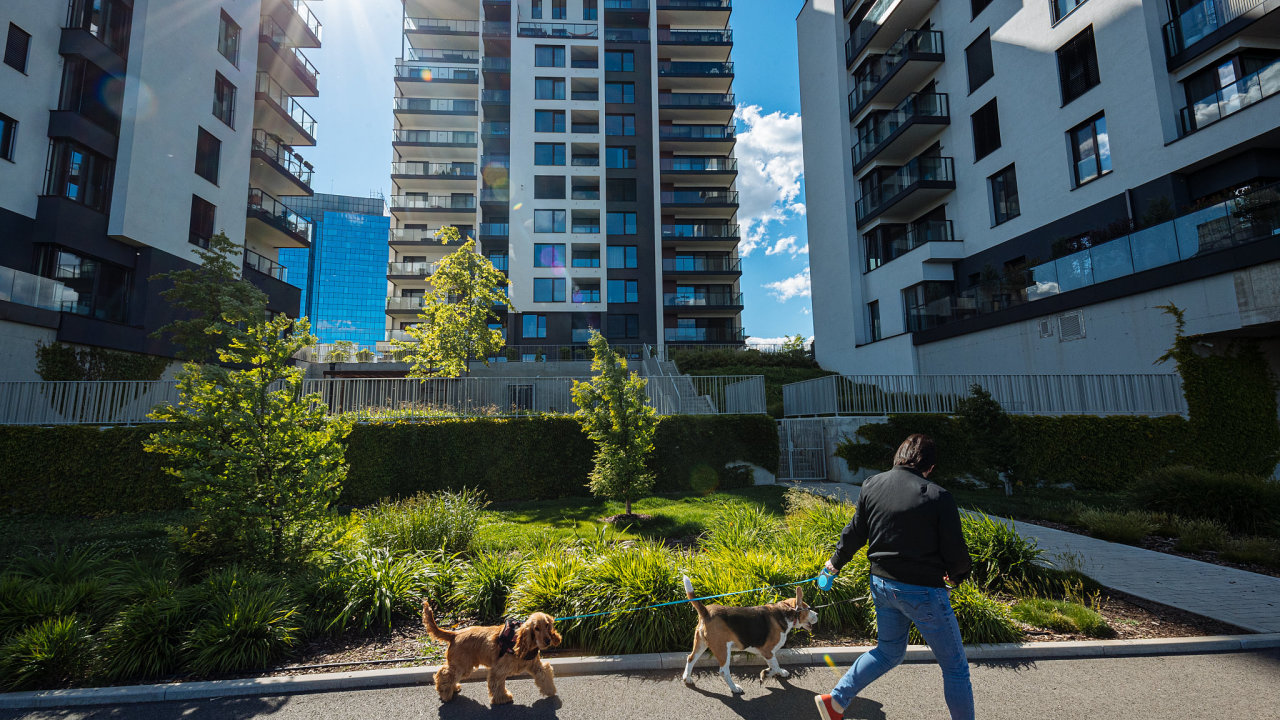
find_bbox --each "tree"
[780,334,807,355]
[146,316,352,567]
[391,227,511,378]
[150,232,268,364]
[326,340,355,363]
[571,331,659,516]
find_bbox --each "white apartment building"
[388,0,743,357]
[0,0,321,378]
[798,0,1280,375]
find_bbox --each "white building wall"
[0,322,57,381]
[0,1,66,219]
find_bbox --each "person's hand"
[824,561,837,575]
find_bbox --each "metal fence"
[782,374,1187,417]
[0,375,767,425]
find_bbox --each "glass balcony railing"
[479,222,510,237]
[480,189,509,203]
[848,29,945,117]
[658,29,732,44]
[394,97,478,114]
[285,0,322,42]
[0,264,72,313]
[1179,58,1280,135]
[571,123,599,134]
[481,89,511,104]
[481,121,511,136]
[659,92,735,107]
[664,291,743,307]
[482,56,511,72]
[394,64,479,81]
[571,155,601,166]
[387,296,427,311]
[388,261,437,277]
[244,248,287,282]
[389,194,478,210]
[481,154,511,168]
[570,90,599,101]
[248,187,312,243]
[390,228,471,245]
[661,157,737,172]
[661,124,736,140]
[403,18,481,33]
[259,15,319,88]
[391,162,477,177]
[665,326,745,343]
[852,92,950,168]
[662,256,742,273]
[392,129,478,145]
[662,223,740,238]
[658,0,732,9]
[406,48,480,64]
[603,28,650,42]
[864,220,956,272]
[252,129,313,187]
[658,61,734,77]
[255,72,317,139]
[662,190,739,205]
[845,0,899,64]
[1163,0,1266,57]
[517,22,599,39]
[854,156,954,222]
[482,21,511,36]
[605,0,650,9]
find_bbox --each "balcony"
[661,190,739,218]
[387,261,438,280]
[387,296,427,314]
[660,156,737,182]
[403,18,480,51]
[481,121,510,138]
[479,222,510,240]
[663,291,744,312]
[481,56,511,74]
[392,161,477,191]
[406,47,480,64]
[0,264,72,315]
[1163,0,1274,63]
[390,228,466,250]
[665,326,745,344]
[659,92,736,121]
[605,0,651,9]
[259,15,319,97]
[480,188,509,206]
[394,65,480,99]
[244,248,288,283]
[847,29,944,121]
[255,72,317,147]
[394,97,478,131]
[1178,58,1280,136]
[662,256,742,275]
[662,223,740,245]
[481,89,511,111]
[657,0,731,30]
[250,129,314,196]
[392,129,478,161]
[482,21,511,37]
[660,124,735,146]
[658,29,732,61]
[389,194,477,223]
[517,22,599,39]
[658,61,734,92]
[855,156,953,226]
[247,187,312,249]
[263,0,321,48]
[845,0,936,66]
[852,92,949,172]
[604,28,651,43]
[863,220,960,272]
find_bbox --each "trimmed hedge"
[0,415,779,515]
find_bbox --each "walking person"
[814,434,974,720]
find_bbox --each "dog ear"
[795,585,804,606]
[512,620,535,658]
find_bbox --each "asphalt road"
[5,650,1279,720]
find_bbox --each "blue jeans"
[831,575,974,720]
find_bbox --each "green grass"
[949,487,1128,526]
[0,512,192,564]
[1011,598,1115,638]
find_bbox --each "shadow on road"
[0,696,293,719]
[436,694,562,719]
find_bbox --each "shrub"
[183,572,301,675]
[962,514,1045,591]
[1173,518,1230,553]
[568,541,690,656]
[1129,466,1280,535]
[955,385,1014,487]
[360,489,488,555]
[452,552,526,624]
[1221,537,1280,569]
[508,548,588,623]
[95,592,195,681]
[1075,508,1156,545]
[701,503,783,554]
[0,616,93,690]
[322,549,440,634]
[1011,598,1114,638]
[836,415,971,482]
[903,583,1021,645]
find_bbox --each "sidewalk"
[792,482,1280,634]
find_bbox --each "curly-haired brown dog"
[421,600,562,705]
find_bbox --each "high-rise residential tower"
[389,0,743,356]
[797,0,1280,375]
[0,0,321,378]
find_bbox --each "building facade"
[279,193,391,347]
[0,0,321,379]
[797,0,1280,376]
[389,0,743,356]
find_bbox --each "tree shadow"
[0,695,293,719]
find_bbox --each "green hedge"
[837,414,1193,490]
[0,415,779,515]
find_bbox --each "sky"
[305,0,812,345]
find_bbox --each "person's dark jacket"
[828,465,971,588]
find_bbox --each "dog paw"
[730,684,745,695]
[491,694,514,706]
[777,668,791,678]
[682,675,695,686]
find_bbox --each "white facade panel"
[0,1,67,219]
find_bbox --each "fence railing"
[782,374,1187,417]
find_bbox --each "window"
[531,0,543,19]
[607,245,638,268]
[218,11,240,67]
[534,211,567,234]
[607,314,639,339]
[1056,27,1100,105]
[534,243,566,266]
[1051,0,1089,23]
[571,212,600,233]
[552,0,567,19]
[607,179,637,202]
[487,251,509,271]
[572,282,600,303]
[5,23,30,73]
[1069,113,1111,186]
[534,278,565,302]
[989,164,1020,226]
[535,142,566,165]
[59,58,119,132]
[0,113,16,161]
[573,248,600,267]
[68,0,132,55]
[535,109,566,132]
[605,82,635,103]
[194,127,221,184]
[903,282,953,332]
[608,279,639,303]
[607,212,637,235]
[584,0,598,20]
[45,141,113,211]
[535,45,565,67]
[971,98,1001,161]
[189,194,216,248]
[572,177,601,200]
[606,147,636,168]
[523,313,547,338]
[213,72,236,128]
[605,50,635,72]
[868,301,882,342]
[535,77,566,100]
[971,0,993,18]
[37,247,131,323]
[605,114,636,136]
[534,175,566,199]
[965,30,993,93]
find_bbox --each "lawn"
[949,486,1127,525]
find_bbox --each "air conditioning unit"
[1038,319,1054,339]
[1057,310,1085,342]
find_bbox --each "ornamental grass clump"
[1011,598,1114,639]
[962,513,1046,591]
[0,616,93,691]
[452,552,527,624]
[360,488,488,556]
[567,541,690,655]
[944,583,1022,645]
[183,569,302,675]
[700,503,783,554]
[1074,508,1157,545]
[1173,518,1231,553]
[322,548,441,634]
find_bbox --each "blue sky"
[305,0,812,344]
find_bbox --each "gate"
[777,418,827,481]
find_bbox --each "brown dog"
[421,600,562,705]
[680,576,818,694]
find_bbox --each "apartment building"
[797,0,1280,375]
[0,0,321,379]
[388,0,743,356]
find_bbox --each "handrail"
[247,187,313,243]
[255,72,317,139]
[251,129,314,187]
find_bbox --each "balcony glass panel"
[255,72,317,138]
[389,195,478,209]
[849,30,945,116]
[518,22,599,39]
[392,161,477,177]
[252,129,313,187]
[852,93,949,167]
[662,223,739,237]
[394,65,479,81]
[403,18,481,33]
[1163,0,1266,56]
[661,190,738,204]
[248,187,312,242]
[659,29,732,43]
[854,156,954,222]
[659,92,735,107]
[406,48,480,64]
[658,61,734,76]
[393,130,479,144]
[1179,59,1280,135]
[661,157,737,172]
[394,97,478,113]
[244,248,288,282]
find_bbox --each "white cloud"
[734,105,805,257]
[764,235,809,257]
[747,335,814,349]
[764,267,811,302]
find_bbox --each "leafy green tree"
[150,232,268,364]
[146,316,352,567]
[955,384,1014,488]
[326,340,355,363]
[571,331,659,516]
[391,226,511,378]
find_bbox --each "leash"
[553,576,819,622]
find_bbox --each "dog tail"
[421,600,456,643]
[683,575,710,623]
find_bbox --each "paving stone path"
[792,482,1280,634]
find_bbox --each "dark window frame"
[534,142,567,166]
[965,30,994,94]
[523,313,548,338]
[971,0,994,19]
[195,127,221,185]
[868,300,882,342]
[534,174,566,199]
[44,140,113,212]
[605,82,635,103]
[989,163,1021,226]
[534,109,566,133]
[605,114,636,136]
[5,23,31,74]
[533,277,566,303]
[534,76,566,100]
[1056,26,1100,106]
[0,112,16,162]
[534,45,566,67]
[971,97,1001,161]
[213,72,236,128]
[217,11,241,67]
[1068,112,1111,187]
[189,194,216,248]
[605,50,635,72]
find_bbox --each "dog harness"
[497,619,537,660]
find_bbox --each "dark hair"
[893,434,936,472]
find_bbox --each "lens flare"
[419,68,433,82]
[512,202,523,211]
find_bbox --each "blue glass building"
[279,194,389,346]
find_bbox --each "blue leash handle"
[553,576,821,622]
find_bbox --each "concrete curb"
[3,633,1279,710]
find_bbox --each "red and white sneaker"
[814,694,844,720]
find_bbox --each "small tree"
[571,331,659,516]
[327,340,355,363]
[391,227,511,378]
[955,384,1014,489]
[146,316,352,567]
[151,232,268,364]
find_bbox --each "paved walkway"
[792,482,1280,634]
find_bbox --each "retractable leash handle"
[815,567,835,591]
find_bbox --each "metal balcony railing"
[251,129,313,187]
[481,122,511,136]
[394,97,478,114]
[663,291,743,307]
[658,61,734,76]
[605,0,650,9]
[260,15,319,88]
[244,248,288,282]
[482,21,511,36]
[393,129,479,145]
[394,64,479,81]
[518,22,599,39]
[389,195,478,210]
[661,190,738,205]
[1163,0,1266,57]
[391,162,477,177]
[480,189,509,203]
[661,124,736,140]
[481,90,511,104]
[387,296,426,311]
[390,228,469,246]
[388,261,437,277]
[854,156,954,222]
[864,220,956,272]
[658,0,732,8]
[284,0,322,42]
[661,157,737,172]
[403,18,481,33]
[1179,58,1280,135]
[664,326,744,343]
[659,92,735,107]
[662,256,742,273]
[658,29,732,44]
[852,92,950,168]
[662,223,739,238]
[482,56,511,72]
[603,28,650,42]
[845,0,900,64]
[255,72,317,138]
[848,29,945,117]
[406,48,480,64]
[479,222,510,237]
[0,264,72,313]
[247,187,312,243]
